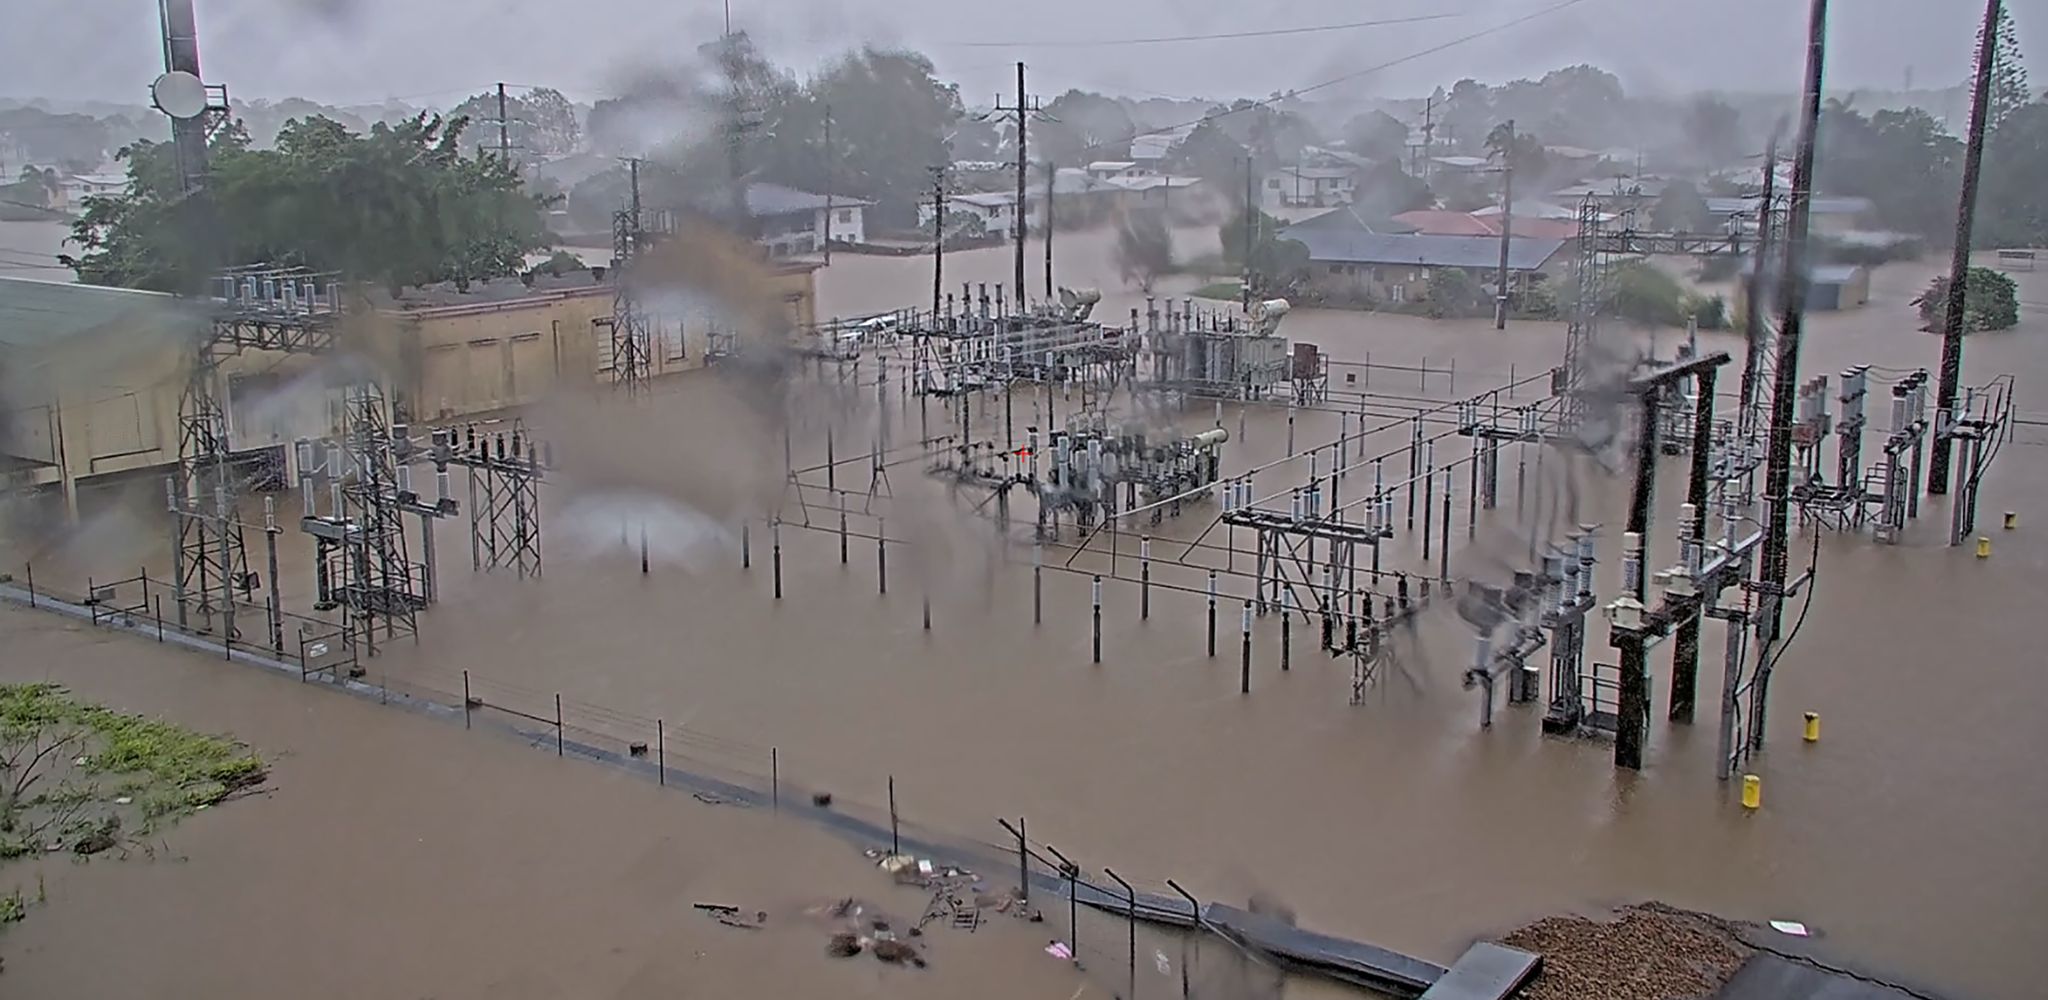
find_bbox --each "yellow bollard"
[1741,774,1762,810]
[1803,712,1820,743]
[2004,511,2017,530]
[1976,536,1992,559]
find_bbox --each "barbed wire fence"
[3,560,1314,999]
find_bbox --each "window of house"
[1268,178,1281,189]
[838,209,853,224]
[1372,267,1385,282]
[1391,284,1407,304]
[1329,265,1343,275]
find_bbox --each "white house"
[918,191,1021,235]
[58,171,129,207]
[1086,161,1152,183]
[1264,165,1357,210]
[743,183,872,257]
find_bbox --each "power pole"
[1017,63,1031,306]
[987,64,1045,306]
[1420,96,1435,182]
[1242,156,1256,311]
[1736,132,1781,440]
[930,166,947,322]
[1494,118,1515,331]
[496,82,511,165]
[1928,0,2002,496]
[1752,0,1830,751]
[823,103,833,264]
[1044,159,1056,301]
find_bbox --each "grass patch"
[1,683,267,855]
[1191,280,1242,301]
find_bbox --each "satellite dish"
[150,71,208,120]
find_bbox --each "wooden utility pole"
[1044,160,1056,301]
[1494,118,1515,331]
[1752,0,1831,755]
[930,166,947,322]
[823,104,833,264]
[1929,0,2002,496]
[497,82,511,164]
[1014,62,1028,305]
[1242,156,1256,311]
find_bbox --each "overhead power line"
[1102,0,1600,152]
[943,12,1463,48]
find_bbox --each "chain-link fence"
[2,558,1364,1000]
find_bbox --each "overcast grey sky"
[4,0,2041,112]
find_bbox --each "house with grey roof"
[1281,226,1568,308]
[744,183,874,258]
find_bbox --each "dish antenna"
[151,70,208,120]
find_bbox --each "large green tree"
[448,87,582,163]
[1038,90,1136,166]
[1342,110,1410,161]
[1983,5,2032,130]
[1980,100,2048,248]
[65,114,550,295]
[1814,100,1962,237]
[1164,121,1250,186]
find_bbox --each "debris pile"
[1501,903,1752,1000]
[808,897,928,967]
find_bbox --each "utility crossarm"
[1583,229,1744,258]
[1221,508,1389,546]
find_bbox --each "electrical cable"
[941,12,1463,48]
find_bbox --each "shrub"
[1915,267,2019,332]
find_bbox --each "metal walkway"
[1073,883,1535,998]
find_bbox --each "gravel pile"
[1501,902,1752,1000]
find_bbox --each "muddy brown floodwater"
[4,231,2046,1000]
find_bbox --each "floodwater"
[0,605,1098,999]
[5,229,2047,1000]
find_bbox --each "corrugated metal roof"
[1288,231,1565,270]
[0,276,200,350]
[745,183,873,217]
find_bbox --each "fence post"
[87,576,97,626]
[658,719,666,786]
[877,519,888,595]
[772,519,783,599]
[555,693,564,756]
[1045,844,1079,963]
[888,775,900,855]
[742,520,751,570]
[463,670,472,729]
[1104,867,1137,1000]
[25,563,34,609]
[771,747,778,808]
[155,596,164,642]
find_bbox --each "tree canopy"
[1038,90,1135,166]
[1164,121,1250,186]
[65,114,551,294]
[1651,179,1710,232]
[1814,100,1962,238]
[448,87,582,164]
[1915,267,2019,332]
[1342,110,1410,161]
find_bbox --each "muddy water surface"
[5,234,2046,999]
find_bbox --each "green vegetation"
[65,114,550,294]
[1915,267,2020,333]
[1425,268,1481,319]
[1,684,265,863]
[1192,281,1243,301]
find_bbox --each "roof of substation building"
[0,275,201,350]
